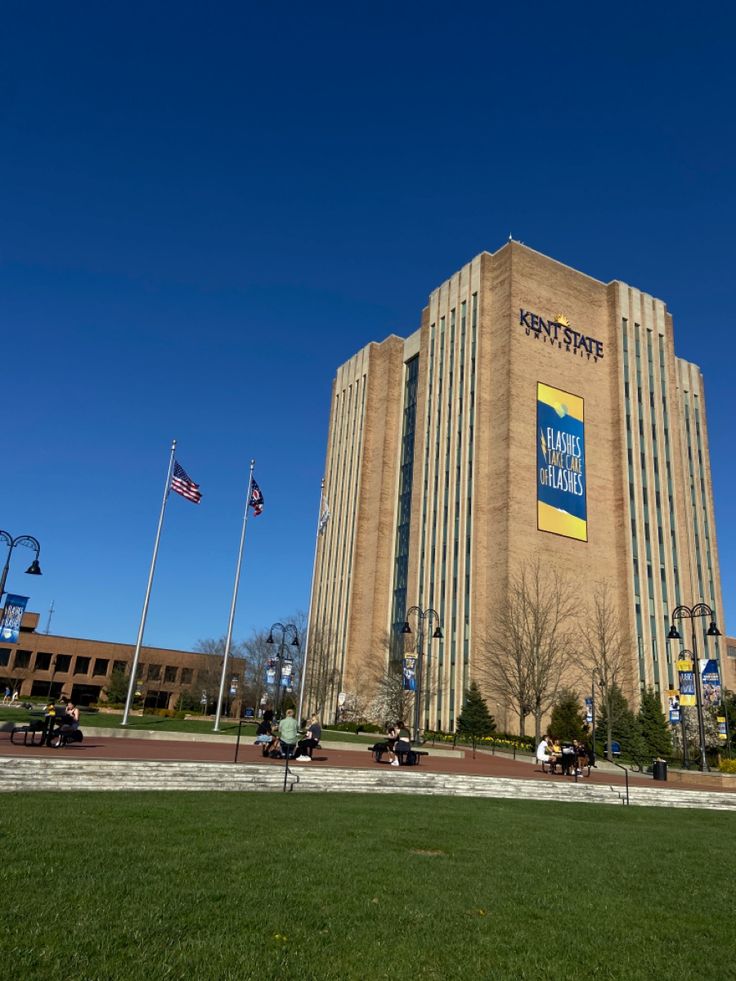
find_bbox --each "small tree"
[598,684,647,764]
[638,688,673,759]
[175,688,202,713]
[457,682,496,757]
[549,689,586,743]
[104,669,132,706]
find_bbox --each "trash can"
[652,759,668,781]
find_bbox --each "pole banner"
[717,717,727,742]
[402,656,417,691]
[265,662,277,686]
[280,660,293,688]
[0,594,29,643]
[537,382,587,541]
[699,659,721,708]
[667,690,681,724]
[677,660,696,706]
[584,697,593,724]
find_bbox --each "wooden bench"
[369,745,429,766]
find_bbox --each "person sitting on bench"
[374,722,399,762]
[278,709,299,759]
[389,723,411,766]
[536,736,552,770]
[295,715,321,761]
[58,699,80,736]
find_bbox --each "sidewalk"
[4,724,733,795]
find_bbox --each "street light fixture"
[400,606,442,742]
[667,602,722,773]
[0,531,42,600]
[266,622,300,716]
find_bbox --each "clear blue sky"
[3,2,735,648]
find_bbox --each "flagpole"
[213,459,255,732]
[122,439,177,727]
[297,477,325,725]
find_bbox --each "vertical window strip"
[390,357,419,664]
[624,319,644,665]
[465,293,477,685]
[338,377,367,686]
[433,316,445,720]
[419,326,435,611]
[693,403,715,600]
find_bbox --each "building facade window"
[390,355,420,661]
[13,650,32,669]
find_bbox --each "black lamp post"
[266,622,300,716]
[400,606,442,742]
[667,603,721,773]
[46,654,58,701]
[0,531,42,601]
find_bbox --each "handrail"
[610,758,630,806]
[233,719,247,764]
[234,719,299,792]
[283,750,299,793]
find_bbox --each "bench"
[369,745,428,766]
[10,722,47,747]
[538,756,592,777]
[11,719,84,749]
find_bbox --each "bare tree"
[240,611,308,716]
[193,637,247,716]
[574,582,637,760]
[361,628,437,729]
[241,630,273,713]
[476,560,576,743]
[301,621,340,721]
[367,661,414,725]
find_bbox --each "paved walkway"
[4,728,729,794]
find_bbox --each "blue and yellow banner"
[677,660,696,706]
[537,383,587,541]
[402,656,417,691]
[699,659,721,707]
[0,594,29,644]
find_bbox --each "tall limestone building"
[307,241,726,730]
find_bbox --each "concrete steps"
[2,755,735,810]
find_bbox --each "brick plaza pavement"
[4,728,729,794]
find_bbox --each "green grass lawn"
[3,793,734,980]
[0,707,378,743]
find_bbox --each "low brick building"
[0,611,225,709]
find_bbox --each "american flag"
[249,478,264,516]
[171,461,202,504]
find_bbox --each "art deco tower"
[307,242,725,729]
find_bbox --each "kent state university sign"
[520,309,604,363]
